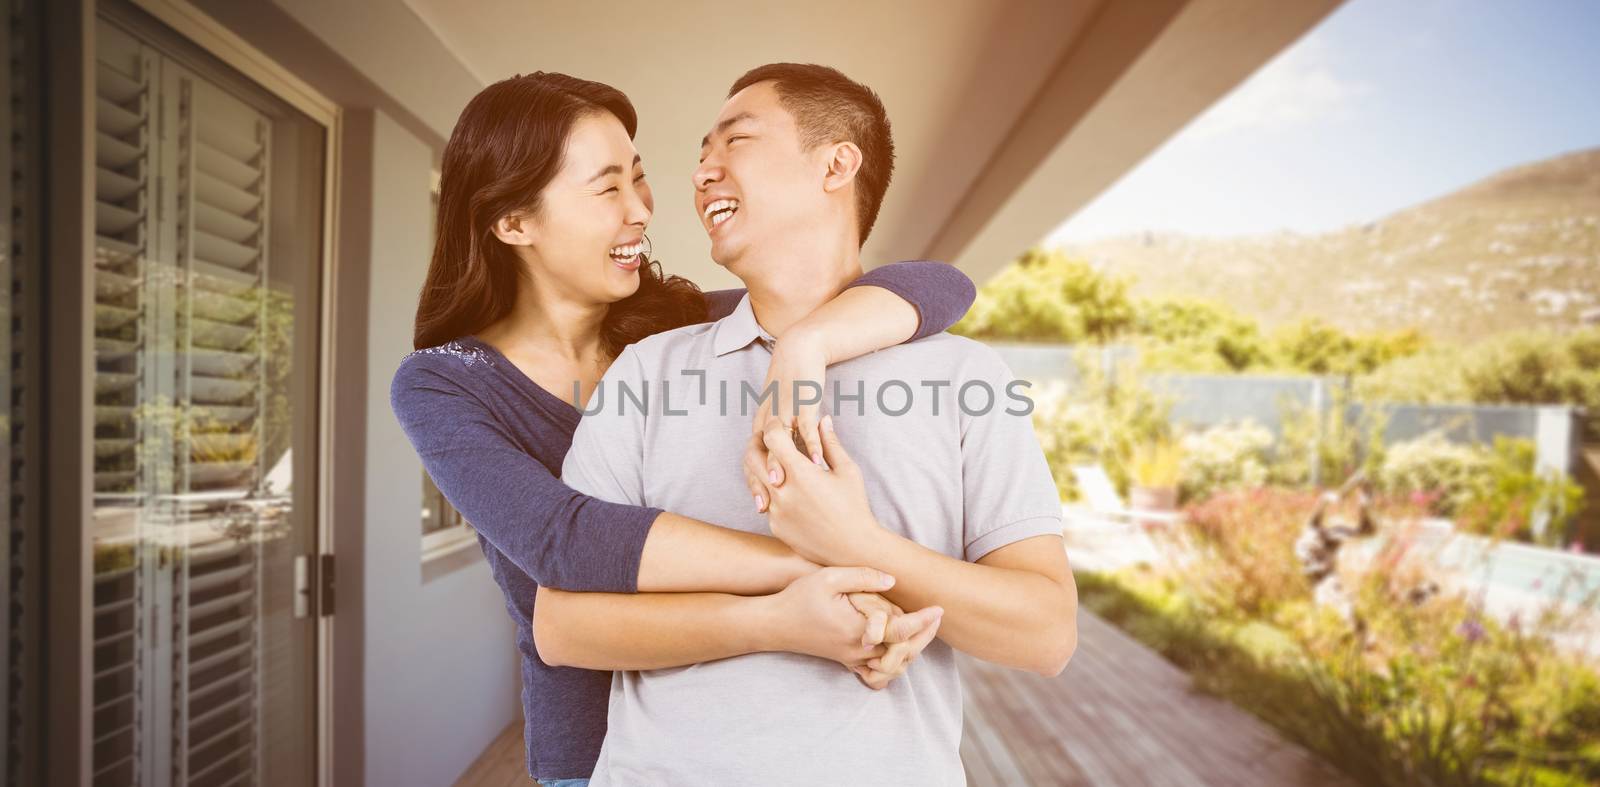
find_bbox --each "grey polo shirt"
[560,293,1063,786]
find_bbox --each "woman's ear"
[821,141,863,194]
[492,211,537,247]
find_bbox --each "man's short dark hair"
[728,63,895,246]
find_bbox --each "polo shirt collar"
[712,293,778,356]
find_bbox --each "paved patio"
[455,608,1351,786]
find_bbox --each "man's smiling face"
[692,81,824,271]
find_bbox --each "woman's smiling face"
[502,111,654,305]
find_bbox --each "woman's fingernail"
[755,494,765,510]
[822,415,834,432]
[769,469,780,484]
[812,452,824,465]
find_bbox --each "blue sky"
[1047,0,1600,244]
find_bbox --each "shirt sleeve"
[957,348,1064,562]
[849,260,977,341]
[390,357,660,593]
[697,260,976,340]
[703,288,747,321]
[560,347,652,509]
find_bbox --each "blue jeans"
[536,780,589,787]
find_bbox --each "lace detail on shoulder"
[406,339,495,367]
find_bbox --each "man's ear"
[821,141,863,194]
[492,210,538,247]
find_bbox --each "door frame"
[44,0,344,783]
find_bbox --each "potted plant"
[1129,436,1182,515]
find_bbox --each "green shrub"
[1177,420,1275,503]
[1029,349,1174,500]
[1453,438,1587,545]
[1272,383,1391,488]
[1376,435,1586,545]
[1357,327,1600,440]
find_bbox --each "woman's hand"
[743,328,829,513]
[846,593,944,690]
[758,414,886,567]
[762,567,894,668]
[762,567,942,683]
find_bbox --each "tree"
[953,248,1136,344]
[1133,296,1271,372]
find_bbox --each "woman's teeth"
[704,198,739,228]
[609,242,643,261]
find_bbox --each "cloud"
[1185,39,1368,140]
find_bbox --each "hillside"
[1058,147,1600,343]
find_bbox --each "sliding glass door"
[88,5,326,785]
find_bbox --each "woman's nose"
[624,186,651,226]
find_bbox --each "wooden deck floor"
[957,611,1352,786]
[456,610,1352,786]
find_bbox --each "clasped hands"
[744,340,937,690]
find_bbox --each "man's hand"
[846,593,943,690]
[759,414,884,566]
[743,330,829,513]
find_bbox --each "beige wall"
[355,107,521,787]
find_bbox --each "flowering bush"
[1166,487,1316,616]
[1375,433,1495,515]
[1177,420,1275,503]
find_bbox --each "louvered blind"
[88,17,274,787]
[90,19,151,787]
[171,71,269,787]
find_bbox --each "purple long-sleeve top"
[388,261,976,780]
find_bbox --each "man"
[543,63,1077,785]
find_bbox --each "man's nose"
[693,159,721,191]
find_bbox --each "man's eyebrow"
[700,112,757,149]
[587,155,643,184]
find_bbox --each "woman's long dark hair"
[413,72,707,354]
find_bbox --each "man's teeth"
[703,198,740,226]
[609,243,643,260]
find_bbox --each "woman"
[389,72,973,786]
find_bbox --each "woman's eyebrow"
[587,155,643,184]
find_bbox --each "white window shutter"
[169,66,271,787]
[90,18,153,787]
